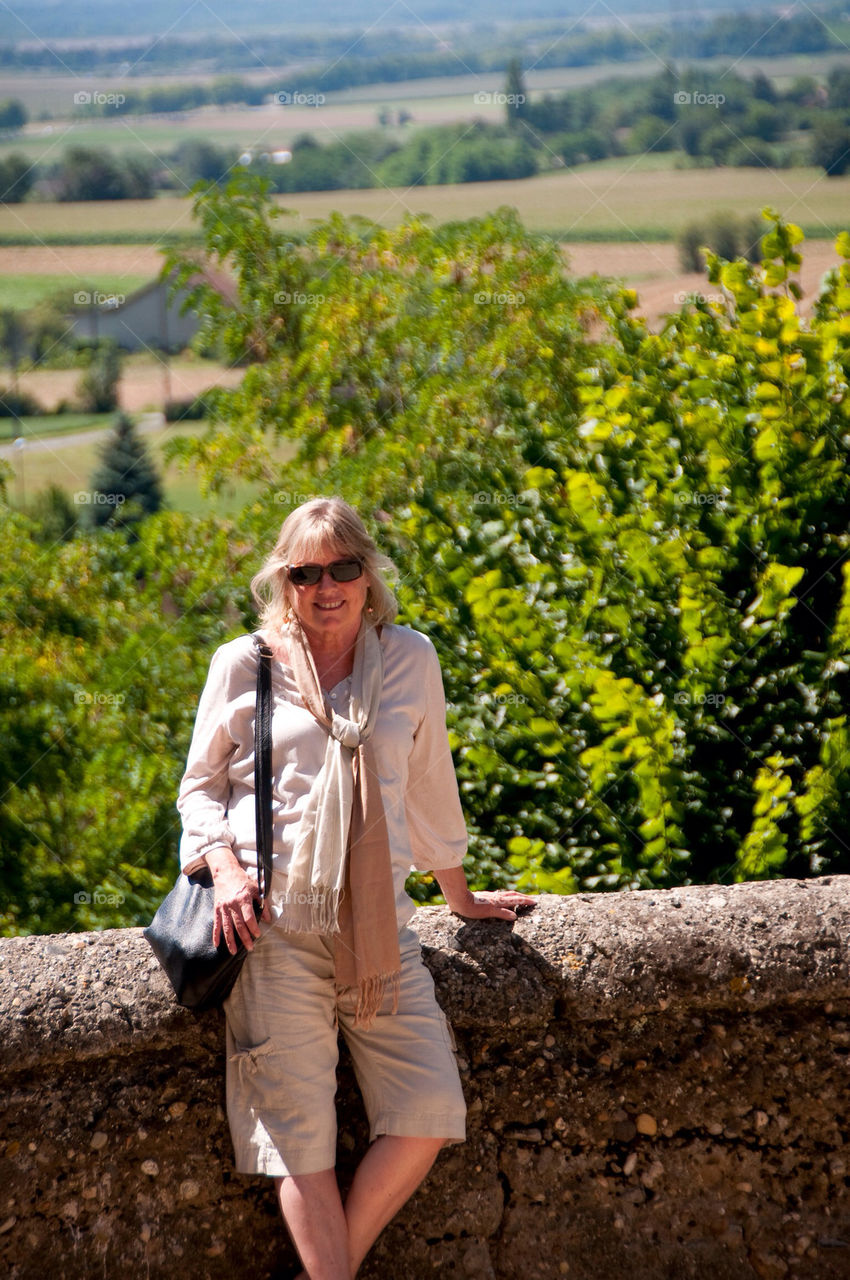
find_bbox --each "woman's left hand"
[450,889,536,921]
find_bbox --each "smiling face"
[286,538,369,651]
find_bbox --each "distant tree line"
[1,4,847,87]
[512,63,850,176]
[4,62,850,208]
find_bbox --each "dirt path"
[0,412,166,459]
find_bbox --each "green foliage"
[88,412,164,527]
[0,98,26,130]
[0,386,41,417]
[0,153,33,203]
[0,506,256,934]
[2,5,846,77]
[24,484,80,543]
[164,393,212,422]
[168,138,239,188]
[76,343,121,413]
[677,212,763,272]
[163,179,850,898]
[524,65,821,171]
[811,118,850,176]
[7,179,850,935]
[52,147,155,201]
[503,57,529,128]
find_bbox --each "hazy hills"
[1,0,757,44]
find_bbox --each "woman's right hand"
[205,846,271,954]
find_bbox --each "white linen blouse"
[176,623,468,931]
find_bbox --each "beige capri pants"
[223,923,467,1177]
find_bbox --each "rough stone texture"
[2,878,850,1279]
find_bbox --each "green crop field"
[1,273,151,310]
[2,164,849,247]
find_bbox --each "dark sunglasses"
[287,558,364,586]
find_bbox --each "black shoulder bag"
[144,637,274,1011]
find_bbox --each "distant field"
[2,272,151,310]
[0,244,168,314]
[257,165,850,240]
[5,49,850,134]
[0,197,198,241]
[1,165,848,245]
[1,415,293,516]
[12,353,244,415]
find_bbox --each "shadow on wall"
[2,881,850,1280]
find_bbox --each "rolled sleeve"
[177,645,239,874]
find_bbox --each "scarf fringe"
[276,885,344,936]
[337,969,401,1029]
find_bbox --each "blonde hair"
[251,497,398,631]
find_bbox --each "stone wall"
[2,877,850,1280]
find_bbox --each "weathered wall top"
[2,878,850,1279]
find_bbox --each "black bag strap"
[253,637,274,904]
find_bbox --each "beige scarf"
[282,616,400,1026]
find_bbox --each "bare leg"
[344,1135,445,1276]
[275,1168,350,1280]
[278,1136,445,1279]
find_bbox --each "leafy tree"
[54,147,154,201]
[827,67,850,110]
[627,115,676,154]
[0,153,33,203]
[751,70,778,104]
[503,56,529,127]
[171,138,236,186]
[76,343,121,412]
[24,289,77,365]
[677,213,763,272]
[644,67,678,123]
[811,118,850,176]
[0,98,26,130]
[89,413,164,528]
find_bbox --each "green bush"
[75,344,121,413]
[677,212,764,272]
[164,394,210,422]
[0,386,42,417]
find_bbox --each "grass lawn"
[0,412,112,441]
[1,273,151,311]
[2,415,296,518]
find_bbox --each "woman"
[177,497,533,1280]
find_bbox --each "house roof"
[81,260,240,314]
